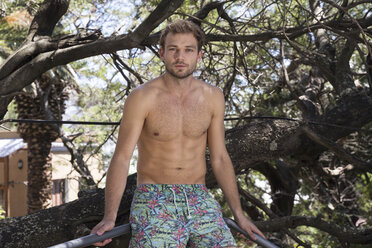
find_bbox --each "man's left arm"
[207,88,265,240]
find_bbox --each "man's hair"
[159,20,205,51]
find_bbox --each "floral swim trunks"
[129,184,237,248]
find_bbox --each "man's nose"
[174,50,185,60]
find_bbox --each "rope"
[1,117,371,133]
[1,119,119,126]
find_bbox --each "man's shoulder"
[195,79,223,97]
[130,77,163,97]
[123,79,163,112]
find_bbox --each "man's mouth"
[174,64,187,68]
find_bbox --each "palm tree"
[15,70,70,213]
[1,1,76,214]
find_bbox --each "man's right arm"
[91,87,149,246]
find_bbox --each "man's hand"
[236,215,265,241]
[90,219,115,246]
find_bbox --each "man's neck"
[162,73,194,97]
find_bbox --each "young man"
[91,20,264,247]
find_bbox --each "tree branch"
[61,135,97,187]
[302,126,372,173]
[255,215,372,244]
[27,0,70,40]
[0,0,184,119]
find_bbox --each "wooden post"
[4,156,9,217]
[0,158,3,213]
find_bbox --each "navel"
[153,132,159,136]
[176,167,183,170]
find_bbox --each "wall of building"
[7,149,28,217]
[0,158,8,215]
[51,151,103,202]
[1,131,104,217]
[51,152,80,203]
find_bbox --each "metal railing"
[49,218,279,248]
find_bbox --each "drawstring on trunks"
[170,188,178,211]
[170,187,192,219]
[182,188,192,219]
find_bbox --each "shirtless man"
[91,20,264,247]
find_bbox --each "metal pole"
[223,217,280,248]
[48,218,279,248]
[48,224,130,248]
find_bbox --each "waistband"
[136,184,208,193]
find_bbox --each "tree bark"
[0,175,137,248]
[26,140,53,213]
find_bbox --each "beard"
[165,62,197,79]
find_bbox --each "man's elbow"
[211,154,231,169]
[110,154,131,169]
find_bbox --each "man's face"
[159,32,202,79]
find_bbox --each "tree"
[0,0,371,247]
[15,70,72,213]
[0,0,77,213]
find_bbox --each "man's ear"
[159,47,164,60]
[197,50,203,62]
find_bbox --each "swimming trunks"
[128,184,237,248]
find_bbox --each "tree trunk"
[0,174,137,248]
[27,140,53,213]
[15,72,69,214]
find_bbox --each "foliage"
[0,205,5,220]
[0,0,36,51]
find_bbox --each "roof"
[0,138,68,158]
[0,138,26,157]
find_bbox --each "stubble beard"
[166,63,197,79]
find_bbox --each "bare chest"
[144,95,211,140]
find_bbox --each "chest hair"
[145,94,211,139]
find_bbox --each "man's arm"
[207,88,265,240]
[91,88,149,246]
